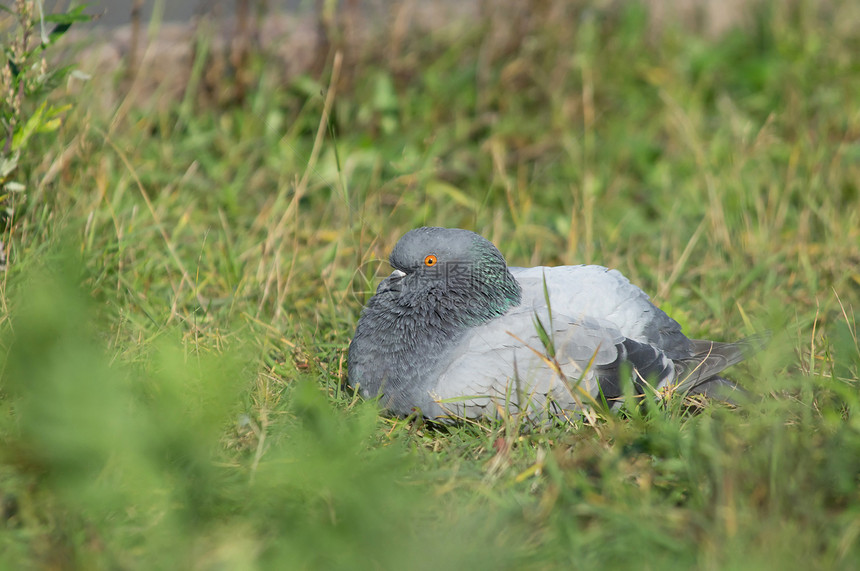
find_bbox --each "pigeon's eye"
[424,254,438,267]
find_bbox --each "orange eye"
[424,254,438,267]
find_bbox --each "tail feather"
[674,332,770,394]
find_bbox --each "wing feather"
[511,265,693,358]
[428,306,677,421]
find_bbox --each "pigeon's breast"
[348,290,470,417]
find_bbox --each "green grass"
[2,0,860,568]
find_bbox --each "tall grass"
[1,0,859,568]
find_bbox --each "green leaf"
[44,5,93,43]
[10,102,69,150]
[44,5,92,24]
[37,117,62,133]
[0,152,19,179]
[11,101,48,151]
[542,270,553,326]
[7,58,21,79]
[533,312,556,358]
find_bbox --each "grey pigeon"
[348,227,762,422]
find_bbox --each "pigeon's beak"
[376,269,407,295]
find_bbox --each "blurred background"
[1,1,859,569]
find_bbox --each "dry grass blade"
[99,127,208,315]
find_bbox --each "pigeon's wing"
[510,265,693,359]
[427,307,678,421]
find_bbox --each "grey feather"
[348,227,765,422]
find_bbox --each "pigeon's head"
[390,227,504,272]
[377,227,522,320]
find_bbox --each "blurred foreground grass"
[1,0,860,568]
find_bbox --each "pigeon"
[348,227,762,422]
